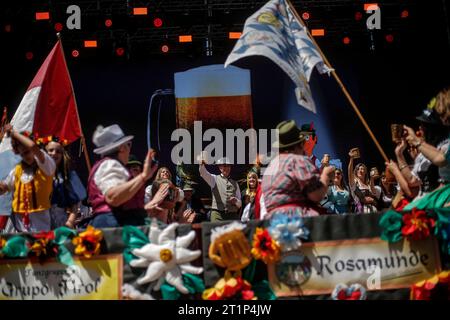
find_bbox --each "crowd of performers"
[1,87,450,233]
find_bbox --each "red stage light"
[385,34,394,43]
[36,12,50,21]
[116,47,125,56]
[311,29,325,37]
[54,23,63,32]
[179,35,192,43]
[25,52,33,60]
[4,24,11,32]
[84,40,98,48]
[364,3,379,11]
[161,45,169,53]
[72,50,79,58]
[105,19,113,27]
[401,10,409,18]
[302,12,310,20]
[133,7,148,15]
[355,11,363,21]
[343,37,351,45]
[153,18,163,28]
[229,32,242,39]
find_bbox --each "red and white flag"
[0,39,81,153]
[0,39,82,218]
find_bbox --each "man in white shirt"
[87,124,160,228]
[199,156,242,222]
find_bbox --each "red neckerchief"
[254,185,262,220]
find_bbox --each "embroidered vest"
[88,158,114,214]
[12,164,53,213]
[211,175,239,212]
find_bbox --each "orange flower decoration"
[402,208,435,241]
[203,276,256,300]
[30,231,57,258]
[251,227,280,264]
[0,237,6,258]
[410,271,450,300]
[72,226,103,258]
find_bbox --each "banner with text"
[268,237,441,296]
[0,254,122,300]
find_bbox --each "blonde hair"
[435,87,450,118]
[156,167,172,181]
[245,172,259,197]
[45,141,72,183]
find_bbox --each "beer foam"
[174,64,251,98]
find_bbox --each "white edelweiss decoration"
[122,284,154,300]
[130,220,203,294]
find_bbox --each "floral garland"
[410,271,450,300]
[0,226,103,266]
[379,208,450,249]
[35,135,69,147]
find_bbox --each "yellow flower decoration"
[251,227,281,264]
[72,226,103,258]
[30,239,49,257]
[410,270,450,300]
[0,237,6,258]
[202,275,257,300]
[159,249,173,263]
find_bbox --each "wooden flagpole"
[0,107,7,142]
[56,33,92,171]
[286,0,389,162]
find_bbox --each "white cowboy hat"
[92,124,134,155]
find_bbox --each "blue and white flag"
[224,0,332,113]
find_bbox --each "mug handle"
[146,89,174,151]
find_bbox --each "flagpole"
[56,33,92,171]
[286,0,389,163]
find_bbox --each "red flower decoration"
[30,231,58,260]
[251,228,280,264]
[337,289,362,300]
[34,231,56,241]
[203,276,257,300]
[410,271,450,300]
[394,198,410,211]
[401,208,435,241]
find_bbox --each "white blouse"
[93,159,130,195]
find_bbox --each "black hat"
[272,120,307,149]
[416,97,440,124]
[127,154,142,167]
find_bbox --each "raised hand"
[403,125,420,147]
[395,139,407,155]
[142,149,158,180]
[145,183,169,211]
